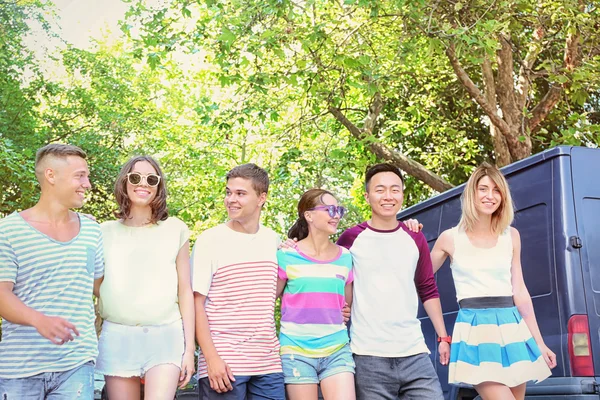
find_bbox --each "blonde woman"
[430,162,555,400]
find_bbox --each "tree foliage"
[124,0,600,190]
[1,0,599,339]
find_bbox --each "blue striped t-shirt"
[0,211,104,378]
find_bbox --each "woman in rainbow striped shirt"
[276,188,355,400]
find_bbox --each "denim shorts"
[281,344,355,384]
[0,361,94,399]
[96,318,184,377]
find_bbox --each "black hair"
[365,163,404,191]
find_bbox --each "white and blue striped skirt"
[449,304,551,387]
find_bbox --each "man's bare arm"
[0,282,78,344]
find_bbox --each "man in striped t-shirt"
[192,164,284,400]
[0,144,104,399]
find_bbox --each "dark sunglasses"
[308,205,347,219]
[127,172,161,187]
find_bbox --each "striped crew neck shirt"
[277,246,353,357]
[0,211,104,378]
[192,223,282,378]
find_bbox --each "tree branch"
[495,35,519,126]
[528,29,581,131]
[363,92,383,134]
[482,55,511,166]
[446,43,511,136]
[328,99,454,192]
[516,26,545,111]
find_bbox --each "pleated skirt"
[449,306,552,387]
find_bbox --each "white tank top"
[450,226,514,302]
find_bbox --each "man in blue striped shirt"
[0,144,104,399]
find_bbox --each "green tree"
[124,0,600,193]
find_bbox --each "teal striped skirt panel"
[449,306,551,387]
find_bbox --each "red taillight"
[568,315,594,376]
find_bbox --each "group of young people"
[0,143,556,400]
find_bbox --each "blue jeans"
[0,361,94,399]
[354,353,443,400]
[200,372,285,400]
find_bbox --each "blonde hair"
[34,143,87,183]
[458,162,514,235]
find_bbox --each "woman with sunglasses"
[96,156,195,400]
[276,188,355,400]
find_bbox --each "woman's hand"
[179,350,196,388]
[539,343,557,369]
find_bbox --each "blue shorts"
[0,361,94,400]
[281,344,355,384]
[199,372,285,400]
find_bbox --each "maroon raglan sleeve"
[413,231,440,303]
[336,223,365,250]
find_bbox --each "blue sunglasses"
[308,205,347,218]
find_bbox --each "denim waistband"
[459,296,514,309]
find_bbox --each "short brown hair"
[226,163,269,195]
[113,155,169,224]
[35,143,87,182]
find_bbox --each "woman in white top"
[96,156,195,400]
[430,162,555,400]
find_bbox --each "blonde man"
[0,144,104,399]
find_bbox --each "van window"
[515,204,552,297]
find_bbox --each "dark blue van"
[397,146,600,399]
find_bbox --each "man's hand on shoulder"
[402,218,423,233]
[278,237,298,250]
[82,213,97,221]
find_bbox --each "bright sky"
[51,0,132,49]
[23,0,131,77]
[25,0,135,54]
[25,0,205,78]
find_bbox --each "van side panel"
[571,146,600,375]
[552,153,589,379]
[508,158,564,377]
[416,197,462,395]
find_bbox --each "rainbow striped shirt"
[277,246,353,358]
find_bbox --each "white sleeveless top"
[450,226,514,302]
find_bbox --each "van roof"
[397,145,573,218]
